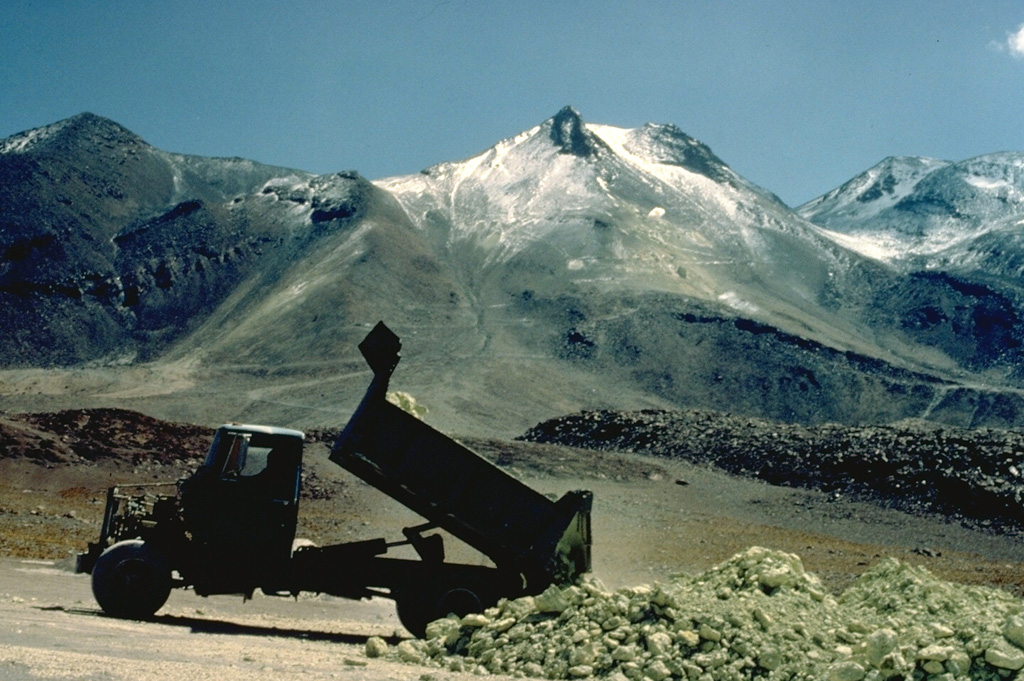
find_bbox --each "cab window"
[239,446,273,477]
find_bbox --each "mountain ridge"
[4,109,1024,434]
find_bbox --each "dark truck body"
[76,323,592,636]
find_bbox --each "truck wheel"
[436,584,485,619]
[395,593,432,639]
[395,577,494,638]
[91,540,171,618]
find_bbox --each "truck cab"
[178,424,304,595]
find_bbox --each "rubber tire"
[91,540,172,618]
[395,577,492,638]
[436,584,485,619]
[395,592,432,639]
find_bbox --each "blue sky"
[2,1,1023,206]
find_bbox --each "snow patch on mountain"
[718,291,759,314]
[814,229,907,262]
[966,174,1013,191]
[252,172,364,230]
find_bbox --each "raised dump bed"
[330,322,592,590]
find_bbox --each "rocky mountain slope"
[0,113,314,364]
[3,110,1024,434]
[798,152,1024,391]
[0,113,466,384]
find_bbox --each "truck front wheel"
[91,540,172,618]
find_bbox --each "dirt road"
[0,556,454,681]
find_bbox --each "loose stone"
[372,547,1024,680]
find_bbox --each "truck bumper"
[75,542,103,574]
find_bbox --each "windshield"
[204,430,301,480]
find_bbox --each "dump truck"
[76,322,593,636]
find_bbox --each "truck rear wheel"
[396,576,495,638]
[92,540,171,618]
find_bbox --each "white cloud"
[1008,23,1024,58]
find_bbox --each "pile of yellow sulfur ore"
[366,547,1024,681]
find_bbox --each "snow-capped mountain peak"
[379,109,766,269]
[376,107,874,355]
[0,112,148,156]
[800,152,1024,267]
[799,156,949,226]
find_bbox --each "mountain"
[380,107,831,302]
[0,112,314,363]
[798,153,1024,277]
[380,107,891,349]
[0,113,467,370]
[3,110,1024,434]
[798,153,1024,387]
[376,108,1024,428]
